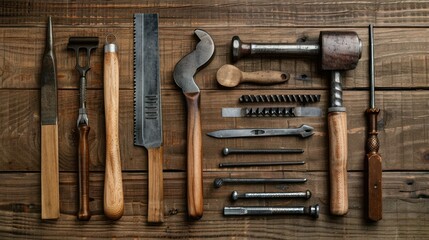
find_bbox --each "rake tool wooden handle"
[328,111,348,215]
[78,123,91,220]
[185,92,203,219]
[366,108,382,221]
[41,124,60,219]
[103,47,124,220]
[148,147,164,223]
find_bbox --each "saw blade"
[133,13,162,148]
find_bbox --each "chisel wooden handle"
[328,111,348,215]
[148,147,164,223]
[103,43,124,220]
[78,123,91,220]
[184,92,203,219]
[41,124,60,219]
[366,108,382,221]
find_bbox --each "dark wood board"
[1,1,429,239]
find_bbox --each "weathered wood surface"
[1,0,429,239]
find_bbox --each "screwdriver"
[366,24,382,221]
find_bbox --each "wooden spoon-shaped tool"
[216,64,289,87]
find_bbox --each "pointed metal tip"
[47,16,53,50]
[206,131,218,138]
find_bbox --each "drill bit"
[239,94,321,104]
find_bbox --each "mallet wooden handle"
[148,147,164,223]
[78,123,91,220]
[328,111,348,215]
[41,124,60,219]
[103,45,124,220]
[184,92,203,219]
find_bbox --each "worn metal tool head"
[173,29,215,93]
[67,37,99,76]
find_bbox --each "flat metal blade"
[221,107,322,117]
[206,125,314,138]
[41,16,57,125]
[133,13,162,148]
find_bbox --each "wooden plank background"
[1,1,429,239]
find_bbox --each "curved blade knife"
[173,29,215,220]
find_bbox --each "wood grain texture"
[1,27,429,90]
[147,147,164,223]
[0,172,428,239]
[103,50,124,220]
[40,124,60,219]
[216,64,289,87]
[77,124,91,220]
[328,111,348,215]
[184,92,204,219]
[1,1,429,238]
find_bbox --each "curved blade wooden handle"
[41,124,60,219]
[184,92,203,219]
[148,147,164,223]
[78,124,91,220]
[366,108,382,221]
[328,111,348,215]
[103,49,124,220]
[241,71,289,84]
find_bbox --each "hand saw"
[133,13,164,223]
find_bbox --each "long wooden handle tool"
[366,24,382,221]
[103,36,124,220]
[40,16,60,220]
[67,36,99,221]
[173,29,215,219]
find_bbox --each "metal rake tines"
[244,107,295,117]
[239,94,321,104]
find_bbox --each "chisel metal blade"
[207,124,314,138]
[222,107,322,117]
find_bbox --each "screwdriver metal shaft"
[224,205,319,218]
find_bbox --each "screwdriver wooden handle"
[184,91,203,219]
[148,147,164,223]
[328,111,348,215]
[103,47,124,220]
[78,123,91,220]
[366,108,382,221]
[41,124,60,219]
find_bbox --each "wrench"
[173,29,215,219]
[206,124,314,138]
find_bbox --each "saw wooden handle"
[148,147,164,223]
[366,108,382,221]
[78,124,91,220]
[103,49,124,220]
[41,124,60,219]
[328,111,348,215]
[184,92,203,219]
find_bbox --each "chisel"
[40,16,60,220]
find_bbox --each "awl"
[40,16,59,220]
[366,24,382,221]
[134,13,164,223]
[207,124,314,139]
